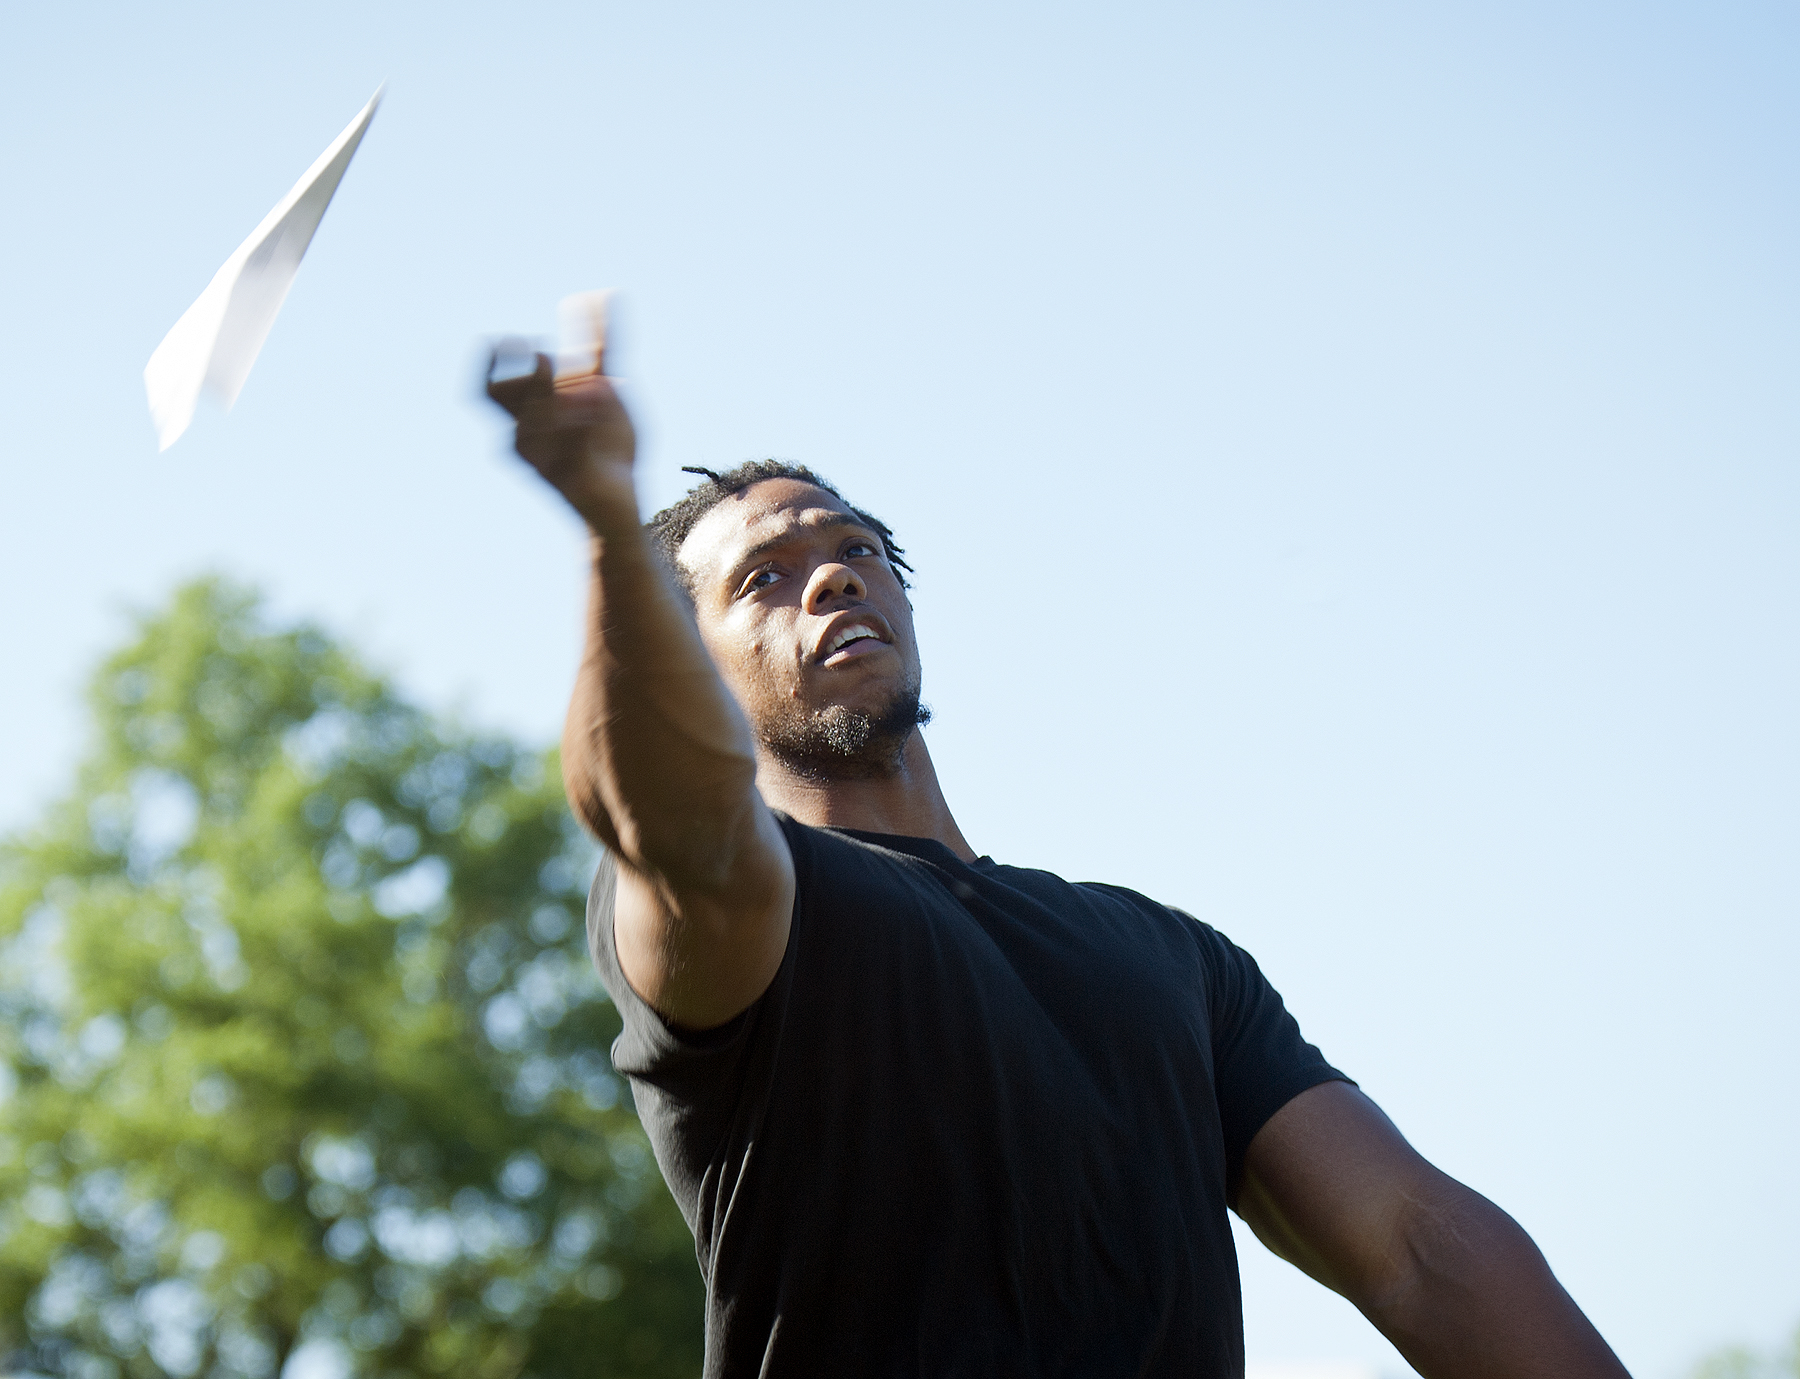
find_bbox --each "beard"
[760,679,933,781]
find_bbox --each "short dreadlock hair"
[645,460,914,600]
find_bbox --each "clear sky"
[4,2,1796,1374]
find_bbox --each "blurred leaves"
[1693,1326,1800,1379]
[0,579,702,1378]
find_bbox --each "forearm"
[487,313,792,1026]
[561,482,762,889]
[1362,1184,1629,1379]
[1238,1084,1629,1379]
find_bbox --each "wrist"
[565,457,642,532]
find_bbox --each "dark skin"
[488,297,1632,1378]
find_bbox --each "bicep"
[1234,1080,1451,1304]
[614,800,795,1031]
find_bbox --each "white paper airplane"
[557,290,614,375]
[144,87,382,450]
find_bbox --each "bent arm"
[487,311,791,1029]
[562,486,793,1029]
[1235,1081,1630,1379]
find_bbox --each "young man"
[486,305,1630,1379]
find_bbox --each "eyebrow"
[722,516,882,585]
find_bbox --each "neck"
[755,730,977,862]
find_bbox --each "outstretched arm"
[1236,1080,1630,1379]
[486,299,792,1030]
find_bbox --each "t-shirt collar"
[824,826,994,871]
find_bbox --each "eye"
[742,566,784,595]
[843,539,879,560]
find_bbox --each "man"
[486,302,1630,1378]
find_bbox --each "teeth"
[829,624,877,653]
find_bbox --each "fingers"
[482,290,622,461]
[485,345,554,419]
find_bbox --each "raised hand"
[486,291,637,517]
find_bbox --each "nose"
[803,561,864,613]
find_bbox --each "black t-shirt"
[588,814,1348,1379]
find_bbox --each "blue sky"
[3,2,1796,1373]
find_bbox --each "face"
[677,479,926,778]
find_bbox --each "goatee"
[762,682,932,781]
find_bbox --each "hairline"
[672,480,880,600]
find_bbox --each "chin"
[761,680,930,779]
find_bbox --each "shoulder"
[774,816,982,904]
[1017,870,1226,943]
[1016,871,1281,996]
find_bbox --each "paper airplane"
[557,290,613,375]
[144,87,382,450]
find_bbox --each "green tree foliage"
[0,580,703,1379]
[1693,1325,1800,1379]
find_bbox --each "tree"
[1693,1326,1800,1379]
[0,579,704,1379]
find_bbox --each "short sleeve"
[584,848,757,1088]
[1196,923,1353,1196]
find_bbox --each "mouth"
[815,616,894,665]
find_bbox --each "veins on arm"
[1234,1081,1631,1379]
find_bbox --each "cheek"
[707,620,800,702]
[751,635,807,698]
[885,603,922,663]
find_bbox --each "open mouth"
[820,619,896,662]
[823,621,887,658]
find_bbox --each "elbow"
[560,740,764,893]
[1339,1175,1480,1321]
[624,787,766,894]
[1353,1177,1538,1332]
[557,689,769,892]
[558,737,624,851]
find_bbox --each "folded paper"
[557,290,614,376]
[144,87,382,450]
